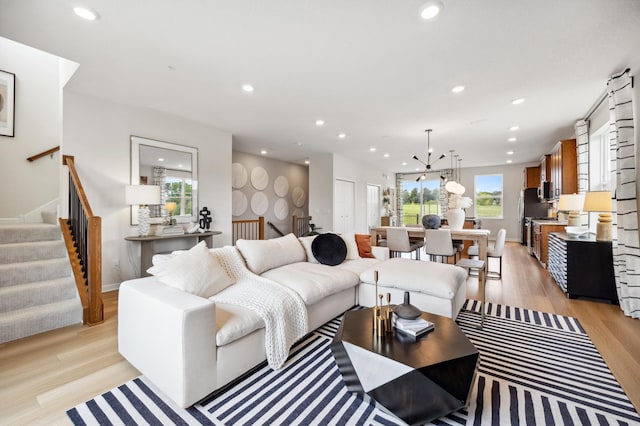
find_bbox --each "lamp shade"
[583,191,612,212]
[557,193,584,212]
[125,185,161,206]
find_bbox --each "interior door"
[334,179,355,234]
[366,184,381,230]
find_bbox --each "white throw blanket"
[211,246,309,369]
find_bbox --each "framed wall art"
[0,69,15,137]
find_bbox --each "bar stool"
[456,258,487,328]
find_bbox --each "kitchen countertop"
[532,219,568,225]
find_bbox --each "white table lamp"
[557,193,585,226]
[126,185,161,236]
[583,191,613,241]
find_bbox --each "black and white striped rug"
[67,301,640,425]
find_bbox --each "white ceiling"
[1,0,639,174]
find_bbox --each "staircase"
[0,223,83,344]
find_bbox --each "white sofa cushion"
[336,258,384,276]
[359,258,467,299]
[298,235,319,263]
[146,241,235,298]
[213,302,264,346]
[236,233,306,275]
[261,262,360,305]
[340,233,361,260]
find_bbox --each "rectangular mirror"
[130,135,198,225]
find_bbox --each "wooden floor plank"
[0,242,638,425]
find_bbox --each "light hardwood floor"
[1,242,639,425]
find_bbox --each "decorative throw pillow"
[147,241,235,298]
[340,233,361,260]
[298,235,319,263]
[355,234,375,258]
[311,233,347,266]
[236,233,306,275]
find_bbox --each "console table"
[125,231,221,277]
[547,232,617,303]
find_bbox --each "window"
[401,178,441,225]
[164,173,193,217]
[589,124,614,191]
[474,174,503,218]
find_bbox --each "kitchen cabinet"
[540,155,551,183]
[549,139,577,199]
[532,220,566,268]
[548,232,617,303]
[524,166,541,189]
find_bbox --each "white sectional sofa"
[118,232,467,408]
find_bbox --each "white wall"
[308,153,334,232]
[0,37,62,218]
[63,92,232,289]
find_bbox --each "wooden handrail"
[267,221,285,237]
[27,146,60,162]
[61,154,103,325]
[232,216,265,244]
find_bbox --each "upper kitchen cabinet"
[549,139,577,199]
[524,166,541,189]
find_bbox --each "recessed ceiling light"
[242,84,254,92]
[402,162,408,166]
[338,133,347,139]
[415,168,421,171]
[304,160,310,165]
[383,153,390,158]
[451,85,465,93]
[369,147,377,152]
[420,1,443,19]
[177,164,183,168]
[511,98,525,105]
[509,125,519,131]
[158,158,165,162]
[506,150,514,155]
[260,150,267,155]
[507,159,513,164]
[315,119,325,126]
[73,6,99,20]
[508,137,517,142]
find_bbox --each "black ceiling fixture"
[413,129,447,182]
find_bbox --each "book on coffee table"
[394,316,435,337]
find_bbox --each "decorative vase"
[393,291,421,319]
[446,208,465,230]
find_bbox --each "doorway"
[334,179,355,234]
[366,184,381,230]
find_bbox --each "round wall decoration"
[251,192,269,215]
[292,186,306,207]
[232,190,248,216]
[232,163,248,189]
[274,198,289,220]
[251,166,269,190]
[274,176,289,197]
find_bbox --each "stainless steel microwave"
[538,181,551,200]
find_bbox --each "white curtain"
[608,69,639,319]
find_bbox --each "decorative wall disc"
[274,176,289,197]
[251,192,269,215]
[232,163,248,189]
[251,166,269,190]
[274,198,289,220]
[292,186,306,207]
[232,190,248,216]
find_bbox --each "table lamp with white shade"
[125,185,161,236]
[583,191,613,241]
[557,193,585,226]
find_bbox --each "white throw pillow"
[236,233,306,275]
[340,233,361,260]
[298,235,319,263]
[147,241,235,298]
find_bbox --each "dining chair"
[386,228,424,260]
[468,228,506,279]
[424,229,459,264]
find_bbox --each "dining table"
[369,226,491,326]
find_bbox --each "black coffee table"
[331,308,478,425]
